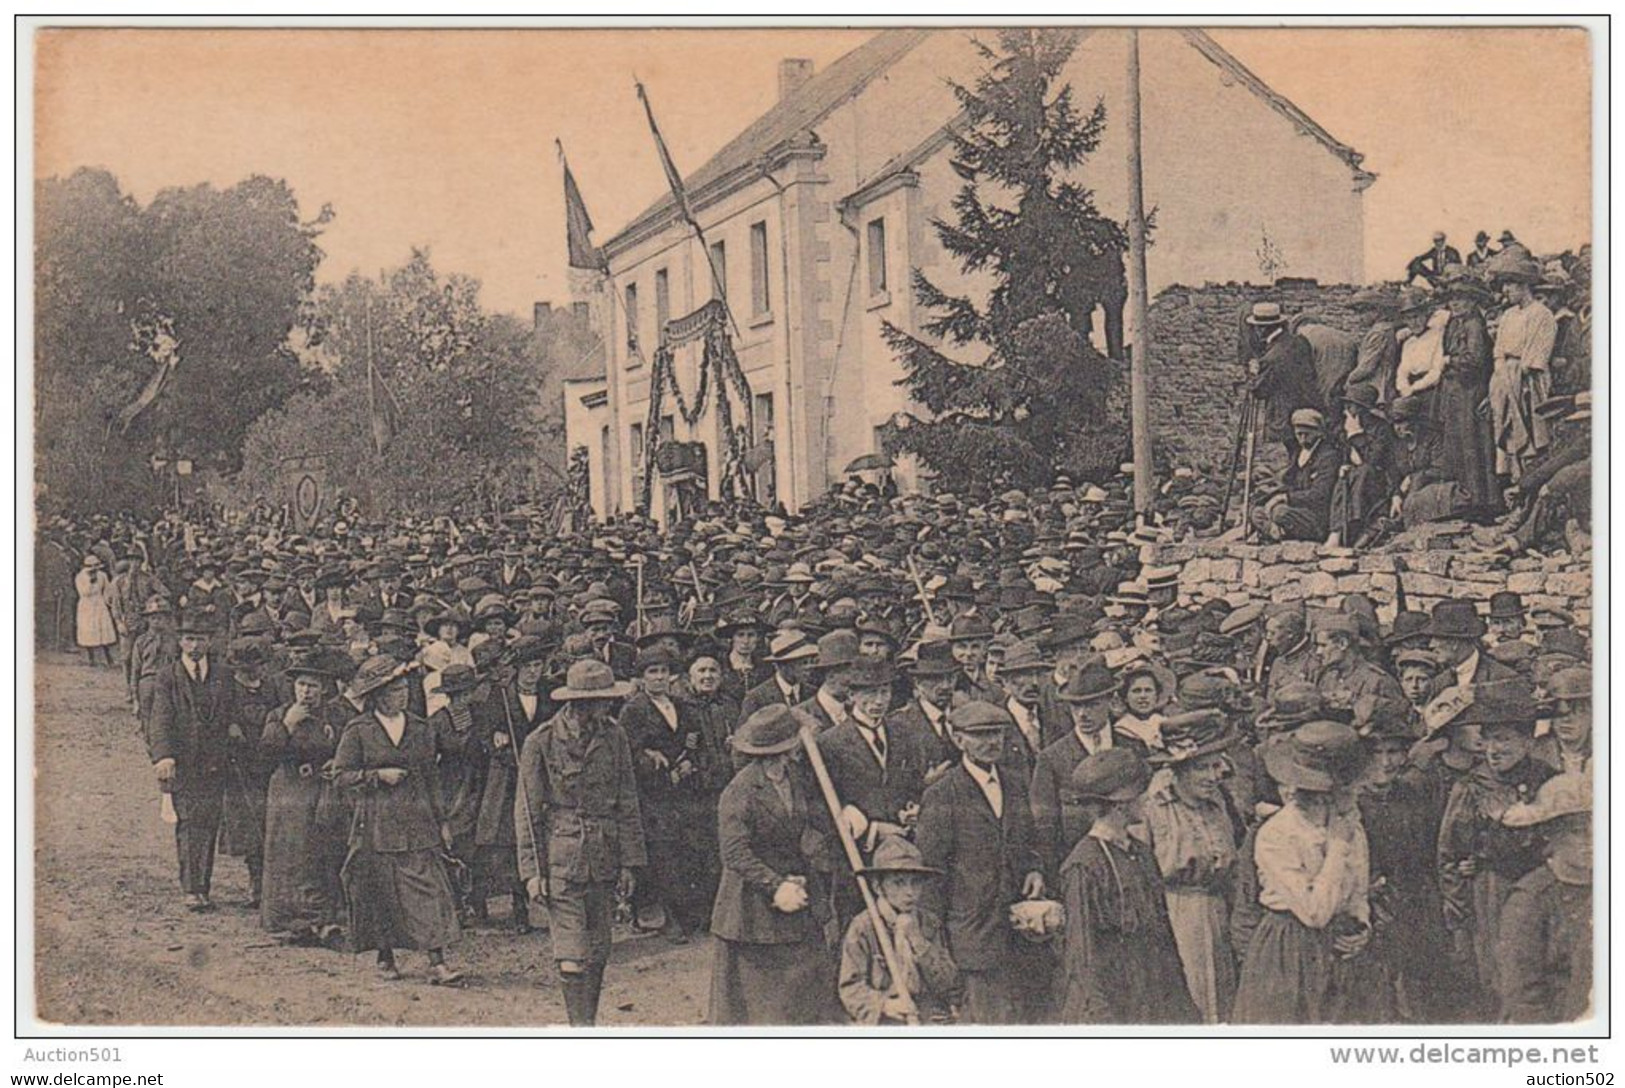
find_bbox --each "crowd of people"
[1246,236,1590,552]
[35,434,1593,1026]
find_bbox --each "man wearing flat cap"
[916,701,1047,1024]
[1252,408,1340,542]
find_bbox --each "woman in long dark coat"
[1435,277,1503,519]
[1056,749,1197,1024]
[709,705,840,1025]
[334,656,463,985]
[259,653,347,943]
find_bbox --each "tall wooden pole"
[1126,30,1155,519]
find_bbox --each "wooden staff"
[905,552,939,628]
[799,726,918,1025]
[633,556,646,640]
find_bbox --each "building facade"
[567,28,1374,521]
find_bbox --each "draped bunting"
[641,300,755,512]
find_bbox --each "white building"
[566,28,1373,521]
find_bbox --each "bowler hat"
[1069,749,1151,802]
[844,660,896,691]
[809,629,861,672]
[907,640,957,678]
[732,704,813,756]
[1386,611,1432,646]
[1058,661,1118,703]
[1487,591,1525,620]
[177,611,217,636]
[1428,600,1486,641]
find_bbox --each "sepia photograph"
[17,15,1604,1053]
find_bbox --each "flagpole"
[634,78,743,341]
[1126,29,1156,520]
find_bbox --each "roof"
[604,28,1372,254]
[1180,29,1374,183]
[603,29,932,254]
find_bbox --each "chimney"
[779,58,815,102]
[533,301,551,331]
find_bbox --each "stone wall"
[1145,521,1592,628]
[1146,278,1366,470]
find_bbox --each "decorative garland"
[641,300,755,511]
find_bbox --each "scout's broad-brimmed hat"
[862,836,941,878]
[732,704,814,756]
[1502,773,1591,827]
[1069,748,1152,802]
[550,659,635,702]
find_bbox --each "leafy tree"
[237,250,573,517]
[33,168,327,512]
[883,29,1129,488]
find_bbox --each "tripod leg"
[1240,400,1261,541]
[1220,393,1252,529]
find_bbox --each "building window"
[866,218,888,298]
[630,422,645,486]
[708,240,728,302]
[753,391,776,505]
[654,268,671,339]
[750,221,771,316]
[659,415,675,444]
[598,424,611,508]
[572,300,590,321]
[623,282,640,358]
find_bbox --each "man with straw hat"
[1245,301,1322,459]
[514,658,643,1025]
[838,836,959,1024]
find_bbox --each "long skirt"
[1490,362,1551,480]
[1470,869,1512,1010]
[1431,372,1501,514]
[641,797,721,933]
[341,844,461,954]
[261,770,345,934]
[76,596,116,648]
[218,761,269,867]
[1166,888,1236,1024]
[709,938,835,1025]
[1233,909,1333,1024]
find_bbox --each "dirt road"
[32,653,711,1027]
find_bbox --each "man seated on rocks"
[1251,409,1340,542]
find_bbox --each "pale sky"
[34,25,1592,319]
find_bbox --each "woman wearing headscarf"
[1233,722,1374,1023]
[709,704,840,1025]
[1054,748,1197,1023]
[1143,717,1241,1023]
[333,656,463,985]
[260,652,347,945]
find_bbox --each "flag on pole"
[115,314,180,435]
[367,355,399,456]
[558,141,607,272]
[635,79,696,227]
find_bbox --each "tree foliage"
[884,29,1130,489]
[34,168,327,512]
[235,250,577,517]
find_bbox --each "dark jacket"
[1497,864,1592,1023]
[916,762,1042,972]
[1252,329,1323,445]
[145,655,230,792]
[884,699,958,771]
[819,716,928,831]
[738,674,800,727]
[513,714,647,886]
[710,760,837,945]
[1278,438,1342,541]
[333,712,446,854]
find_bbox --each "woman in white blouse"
[1232,723,1372,1023]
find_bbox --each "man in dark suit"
[997,640,1070,760]
[1425,599,1523,700]
[793,630,860,733]
[495,547,533,595]
[1028,661,1118,878]
[737,631,818,725]
[916,701,1047,1024]
[144,612,231,911]
[1247,303,1323,459]
[1254,408,1342,542]
[822,661,928,853]
[1406,230,1463,286]
[884,640,958,773]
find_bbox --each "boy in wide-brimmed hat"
[514,658,643,1026]
[838,836,959,1025]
